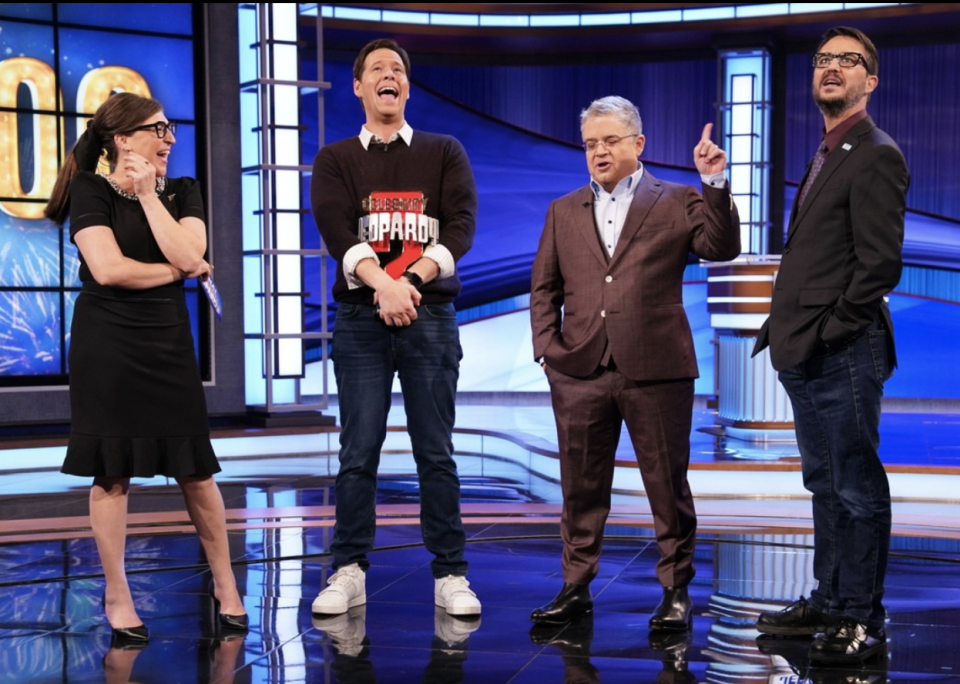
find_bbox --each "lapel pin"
[841,143,852,151]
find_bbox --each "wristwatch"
[401,271,423,291]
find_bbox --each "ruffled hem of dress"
[61,434,222,478]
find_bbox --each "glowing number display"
[0,59,151,219]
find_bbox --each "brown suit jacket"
[531,171,740,380]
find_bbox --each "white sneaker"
[434,575,481,616]
[312,563,366,615]
[312,605,367,657]
[434,606,481,648]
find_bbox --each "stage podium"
[704,256,796,442]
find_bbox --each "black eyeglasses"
[812,52,867,69]
[126,121,177,138]
[582,134,639,152]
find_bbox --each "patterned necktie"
[798,143,829,207]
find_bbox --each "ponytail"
[45,123,104,226]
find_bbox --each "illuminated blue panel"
[321,5,333,18]
[0,8,200,382]
[789,2,844,12]
[684,6,737,21]
[0,291,61,376]
[383,10,430,25]
[333,7,380,22]
[430,12,479,27]
[0,19,52,58]
[0,3,52,19]
[57,3,194,35]
[736,4,790,17]
[530,14,580,27]
[632,10,682,24]
[479,15,528,27]
[62,226,82,288]
[57,29,195,120]
[580,12,631,26]
[0,211,60,287]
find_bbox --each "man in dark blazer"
[753,27,909,664]
[529,96,740,631]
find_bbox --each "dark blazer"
[531,171,740,381]
[753,116,909,371]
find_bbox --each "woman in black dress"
[46,93,246,643]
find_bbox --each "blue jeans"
[331,302,468,578]
[777,317,891,630]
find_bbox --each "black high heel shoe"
[209,587,249,632]
[102,594,150,645]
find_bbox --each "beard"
[814,79,866,118]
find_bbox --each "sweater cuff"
[422,244,456,280]
[343,243,379,290]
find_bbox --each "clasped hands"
[375,277,421,327]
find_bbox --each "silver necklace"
[100,173,167,201]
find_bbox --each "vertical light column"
[719,49,771,255]
[238,3,333,424]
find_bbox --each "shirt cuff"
[701,172,728,189]
[343,243,379,290]
[421,244,456,280]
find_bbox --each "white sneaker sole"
[436,599,481,616]
[312,593,366,615]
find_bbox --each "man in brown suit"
[529,96,740,631]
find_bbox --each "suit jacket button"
[601,310,606,318]
[605,276,613,283]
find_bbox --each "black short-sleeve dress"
[61,171,221,478]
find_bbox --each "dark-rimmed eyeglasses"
[582,134,639,152]
[126,121,177,138]
[812,52,866,69]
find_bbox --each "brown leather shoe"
[648,586,692,632]
[530,583,593,625]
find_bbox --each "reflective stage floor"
[2,405,960,683]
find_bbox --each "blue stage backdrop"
[0,3,204,385]
[306,57,960,400]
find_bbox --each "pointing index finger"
[700,123,713,143]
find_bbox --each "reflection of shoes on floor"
[808,619,887,665]
[649,629,692,674]
[312,605,367,657]
[755,634,810,674]
[649,629,692,658]
[434,605,481,648]
[435,575,481,616]
[757,596,840,637]
[529,613,594,657]
[312,563,366,615]
[808,671,887,684]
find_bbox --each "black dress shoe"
[648,586,692,632]
[756,596,840,637]
[530,583,593,625]
[808,618,886,664]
